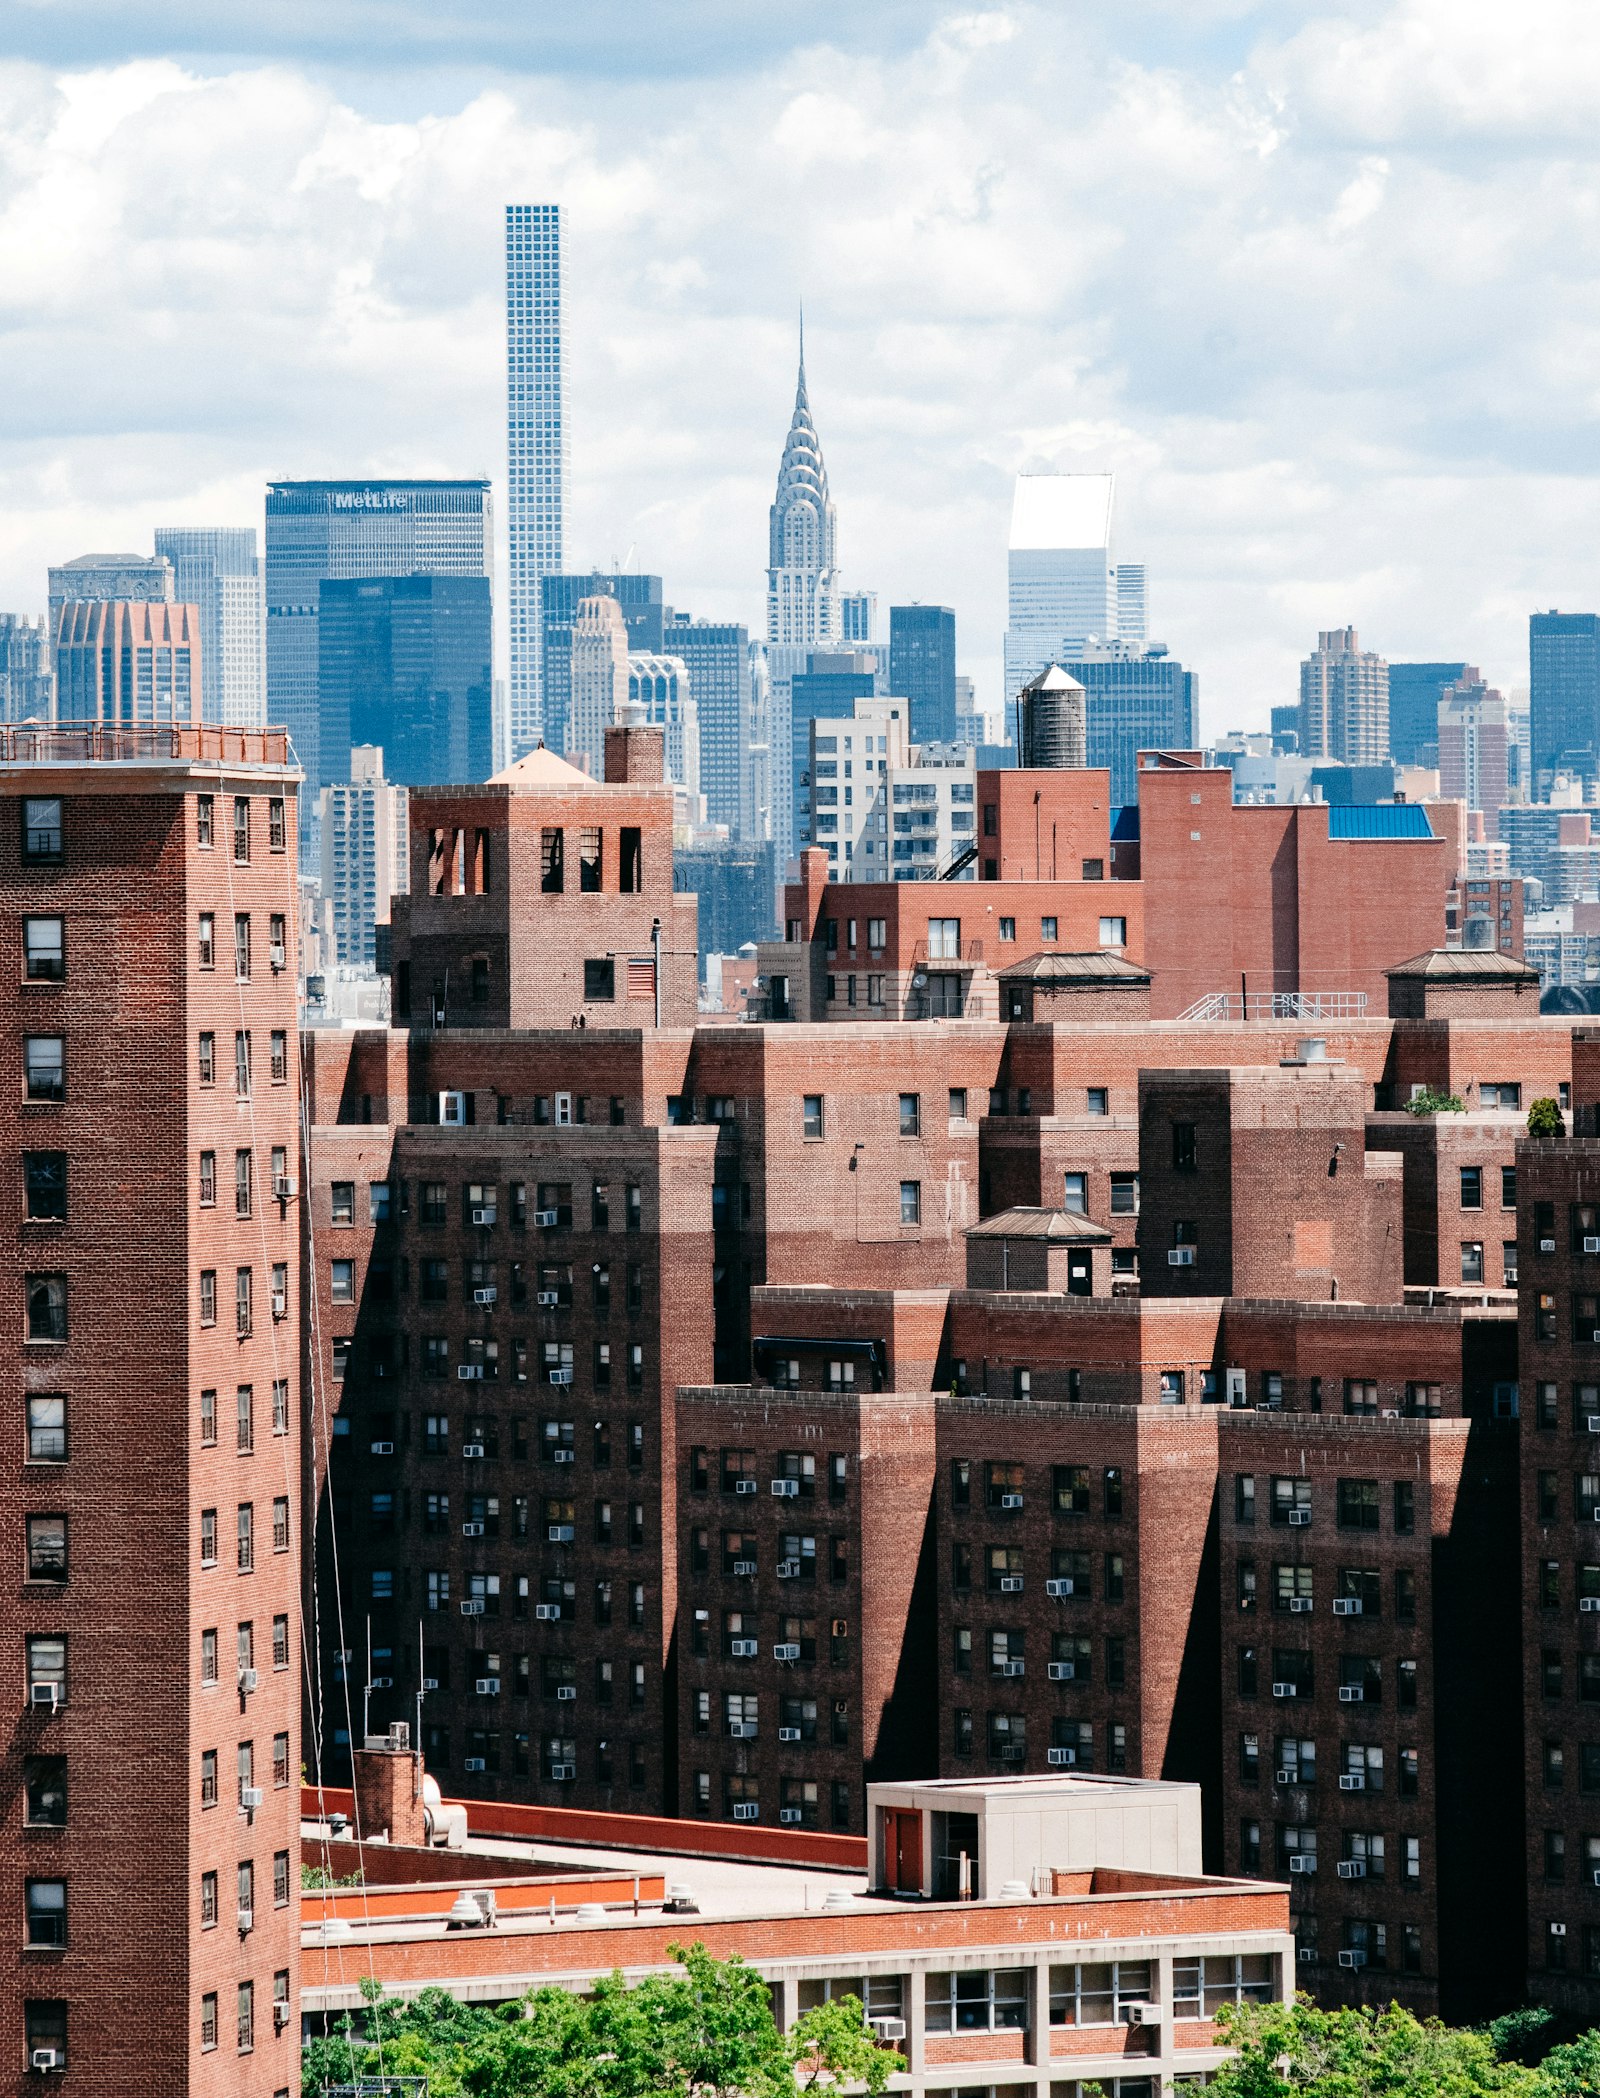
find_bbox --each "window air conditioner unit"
[1047,1662,1075,1681]
[536,1291,561,1307]
[778,1726,802,1742]
[1288,1597,1313,1613]
[462,1521,485,1538]
[778,1558,802,1578]
[1339,1774,1365,1791]
[422,1677,440,1691]
[1000,1493,1024,1510]
[1001,1659,1026,1677]
[238,1907,254,1932]
[727,1639,757,1658]
[29,1683,58,1712]
[30,2051,60,2072]
[1046,1578,1074,1598]
[1047,1747,1075,1766]
[1168,1247,1195,1266]
[870,2017,907,2043]
[270,943,287,971]
[535,1209,561,1227]
[458,1365,483,1382]
[534,1604,561,1621]
[370,1441,395,1456]
[1381,1409,1399,1419]
[780,1807,803,1824]
[551,1764,576,1780]
[474,1287,497,1305]
[735,1478,757,1495]
[472,1209,495,1227]
[1272,1682,1299,1698]
[1124,2003,1156,2026]
[475,1678,500,1696]
[556,1685,576,1701]
[1296,1948,1317,1965]
[999,1575,1023,1593]
[1287,1854,1316,1873]
[273,1175,296,1200]
[370,1676,393,1691]
[771,1478,798,1497]
[1588,1417,1600,1434]
[1276,1769,1296,1786]
[461,1600,484,1617]
[274,2002,291,2030]
[729,1721,756,1740]
[773,1643,800,1661]
[1541,1238,1557,1252]
[732,1802,759,1820]
[733,1559,757,1576]
[1338,1685,1364,1702]
[238,1668,258,1694]
[548,1369,573,1387]
[1337,1951,1367,1970]
[464,1757,486,1772]
[462,1442,486,1458]
[553,1447,574,1463]
[1551,1923,1568,1937]
[1332,1597,1362,1616]
[439,1091,467,1124]
[547,1525,574,1543]
[1583,1598,1600,1613]
[1584,1238,1600,1254]
[240,1786,263,1810]
[1288,1509,1311,1526]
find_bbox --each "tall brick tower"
[0,725,301,2092]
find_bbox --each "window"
[1063,1171,1088,1214]
[1460,1166,1482,1210]
[24,1152,66,1223]
[1098,915,1127,947]
[899,1092,921,1136]
[1172,1120,1196,1170]
[27,1515,66,1582]
[24,1878,65,1948]
[24,1036,64,1101]
[1041,915,1058,942]
[619,827,642,891]
[235,1267,252,1337]
[925,1968,1029,2032]
[899,1180,921,1225]
[1171,1954,1275,2017]
[234,1031,251,1096]
[236,1503,253,1572]
[1086,1086,1109,1116]
[27,1395,65,1463]
[1461,1241,1484,1284]
[198,1032,215,1085]
[26,1274,66,1342]
[233,913,251,980]
[928,917,960,959]
[1500,1165,1516,1210]
[585,958,616,1000]
[1337,1478,1380,1530]
[24,917,64,980]
[24,1759,66,1828]
[803,1095,824,1140]
[23,797,63,862]
[238,1980,254,2053]
[231,796,251,864]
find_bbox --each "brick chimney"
[604,723,665,785]
[351,1731,429,1846]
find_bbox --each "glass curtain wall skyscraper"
[154,527,265,727]
[506,203,568,759]
[1530,612,1600,793]
[889,603,957,747]
[1004,473,1147,714]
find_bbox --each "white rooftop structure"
[1009,472,1114,552]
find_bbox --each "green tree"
[1206,1999,1544,2098]
[1540,2030,1600,2098]
[1528,1097,1567,1139]
[1406,1087,1467,1118]
[788,1991,903,2095]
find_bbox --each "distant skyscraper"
[1387,662,1467,768]
[1114,563,1147,644]
[48,553,172,645]
[665,613,753,836]
[540,574,665,757]
[1437,668,1509,817]
[1063,642,1199,804]
[317,574,492,795]
[1004,473,1120,707]
[154,527,265,727]
[628,652,700,806]
[567,594,630,773]
[0,615,51,722]
[1298,627,1389,766]
[840,591,876,644]
[506,203,568,759]
[1530,612,1600,793]
[264,479,491,832]
[889,604,957,746]
[319,744,410,969]
[767,325,839,651]
[790,651,877,860]
[54,601,199,724]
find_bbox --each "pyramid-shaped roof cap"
[490,744,593,789]
[1021,663,1087,695]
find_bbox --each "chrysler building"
[766,322,839,648]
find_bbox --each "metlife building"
[265,480,492,834]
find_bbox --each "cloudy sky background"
[0,0,1595,728]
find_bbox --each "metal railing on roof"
[1174,990,1368,1022]
[0,723,293,768]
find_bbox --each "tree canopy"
[301,1943,904,2098]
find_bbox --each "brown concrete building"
[0,725,301,2094]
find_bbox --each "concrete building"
[540,573,665,764]
[506,203,568,759]
[46,552,173,643]
[1388,662,1467,769]
[53,600,202,727]
[566,594,631,778]
[797,696,975,884]
[0,724,302,2092]
[1299,630,1390,768]
[663,612,755,839]
[1437,669,1510,819]
[0,612,52,722]
[840,591,876,645]
[154,527,266,728]
[627,652,700,807]
[319,744,409,970]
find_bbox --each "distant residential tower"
[506,203,568,758]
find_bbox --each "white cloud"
[1,1,1599,732]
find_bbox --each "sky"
[1,0,1597,730]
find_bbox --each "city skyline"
[0,5,1593,728]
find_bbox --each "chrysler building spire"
[766,315,839,648]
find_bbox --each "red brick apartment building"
[295,725,1600,2025]
[0,727,301,2094]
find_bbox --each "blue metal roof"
[1326,803,1434,841]
[1110,805,1140,840]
